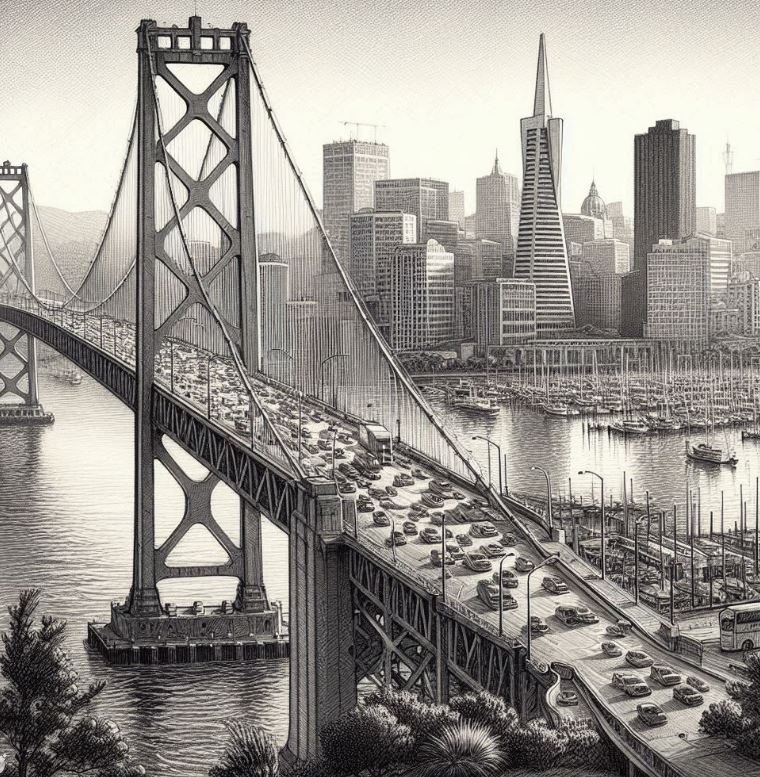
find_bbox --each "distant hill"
[33,206,108,290]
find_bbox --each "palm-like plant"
[209,722,279,777]
[413,720,503,777]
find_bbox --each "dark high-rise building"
[631,119,696,334]
[374,178,449,242]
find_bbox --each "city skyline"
[2,0,760,216]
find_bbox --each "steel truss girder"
[0,306,298,531]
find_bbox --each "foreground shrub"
[699,700,744,738]
[449,691,519,746]
[507,718,565,770]
[210,722,279,777]
[414,720,503,777]
[320,705,413,777]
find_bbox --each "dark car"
[557,691,578,707]
[650,664,681,687]
[446,543,465,561]
[430,549,454,567]
[402,521,418,535]
[372,511,390,527]
[477,580,517,610]
[493,569,519,588]
[420,527,442,544]
[514,556,535,573]
[456,533,473,547]
[611,672,651,697]
[499,532,518,546]
[637,703,667,727]
[357,501,374,513]
[385,530,406,548]
[470,522,498,538]
[673,685,703,706]
[542,576,568,595]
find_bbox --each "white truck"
[358,423,393,464]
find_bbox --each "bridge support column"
[284,481,356,765]
[236,501,269,612]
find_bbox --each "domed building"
[581,180,607,220]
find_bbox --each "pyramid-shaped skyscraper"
[513,34,575,335]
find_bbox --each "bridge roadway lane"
[2,303,751,775]
[273,405,749,777]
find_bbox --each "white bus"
[719,602,760,651]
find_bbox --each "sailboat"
[686,392,737,466]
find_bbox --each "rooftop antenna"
[723,141,734,176]
[340,120,387,143]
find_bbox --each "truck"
[359,423,393,464]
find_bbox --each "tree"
[209,722,278,777]
[413,721,502,777]
[0,589,144,777]
[319,706,413,777]
[699,700,744,738]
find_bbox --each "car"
[333,448,346,459]
[429,479,454,498]
[357,478,371,489]
[446,543,465,561]
[420,527,442,544]
[369,487,386,499]
[557,691,578,707]
[481,542,508,558]
[385,531,406,548]
[514,557,535,573]
[650,664,682,686]
[385,485,398,497]
[357,501,374,513]
[611,672,651,697]
[637,703,667,727]
[409,504,428,517]
[372,511,390,527]
[554,606,578,625]
[530,615,549,633]
[625,650,654,668]
[672,684,706,708]
[412,467,428,479]
[379,499,395,510]
[393,474,414,488]
[452,490,465,500]
[470,522,498,538]
[499,532,518,547]
[404,511,421,523]
[493,569,519,588]
[686,675,710,693]
[430,511,448,526]
[305,443,320,455]
[542,576,569,595]
[456,533,473,547]
[606,623,626,637]
[463,551,493,573]
[339,482,356,495]
[444,528,454,539]
[601,641,623,657]
[422,492,445,509]
[477,579,517,610]
[430,549,454,567]
[574,605,599,625]
[402,521,418,535]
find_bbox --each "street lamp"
[633,513,647,604]
[473,435,503,495]
[531,465,553,532]
[579,469,606,580]
[497,551,517,636]
[319,353,347,408]
[526,553,561,660]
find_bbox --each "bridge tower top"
[136,16,250,55]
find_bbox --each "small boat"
[452,396,500,416]
[542,403,579,417]
[608,418,650,435]
[742,429,760,441]
[686,440,738,466]
[51,366,82,385]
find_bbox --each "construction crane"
[341,120,387,143]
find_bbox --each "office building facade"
[580,239,630,275]
[696,206,717,236]
[390,240,454,350]
[374,178,449,242]
[513,34,575,336]
[725,171,760,253]
[323,140,390,263]
[475,152,520,255]
[449,190,466,228]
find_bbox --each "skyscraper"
[631,119,696,334]
[696,206,717,236]
[475,152,520,255]
[449,190,466,228]
[374,178,449,241]
[322,140,390,263]
[725,171,760,253]
[513,34,575,336]
[390,240,454,350]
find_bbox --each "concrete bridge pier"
[284,479,356,765]
[236,501,269,612]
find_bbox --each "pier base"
[87,600,289,666]
[0,403,53,425]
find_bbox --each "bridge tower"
[0,162,52,425]
[127,17,265,617]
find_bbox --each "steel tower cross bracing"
[0,162,42,411]
[130,17,265,616]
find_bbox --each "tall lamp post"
[579,470,606,580]
[531,465,553,532]
[320,353,347,408]
[633,513,647,604]
[497,551,517,636]
[526,553,561,660]
[473,435,503,495]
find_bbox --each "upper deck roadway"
[0,299,753,777]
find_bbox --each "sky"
[2,0,760,217]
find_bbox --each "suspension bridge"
[0,16,751,777]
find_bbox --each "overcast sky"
[3,0,760,216]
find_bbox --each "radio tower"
[723,141,734,176]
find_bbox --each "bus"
[719,602,760,651]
